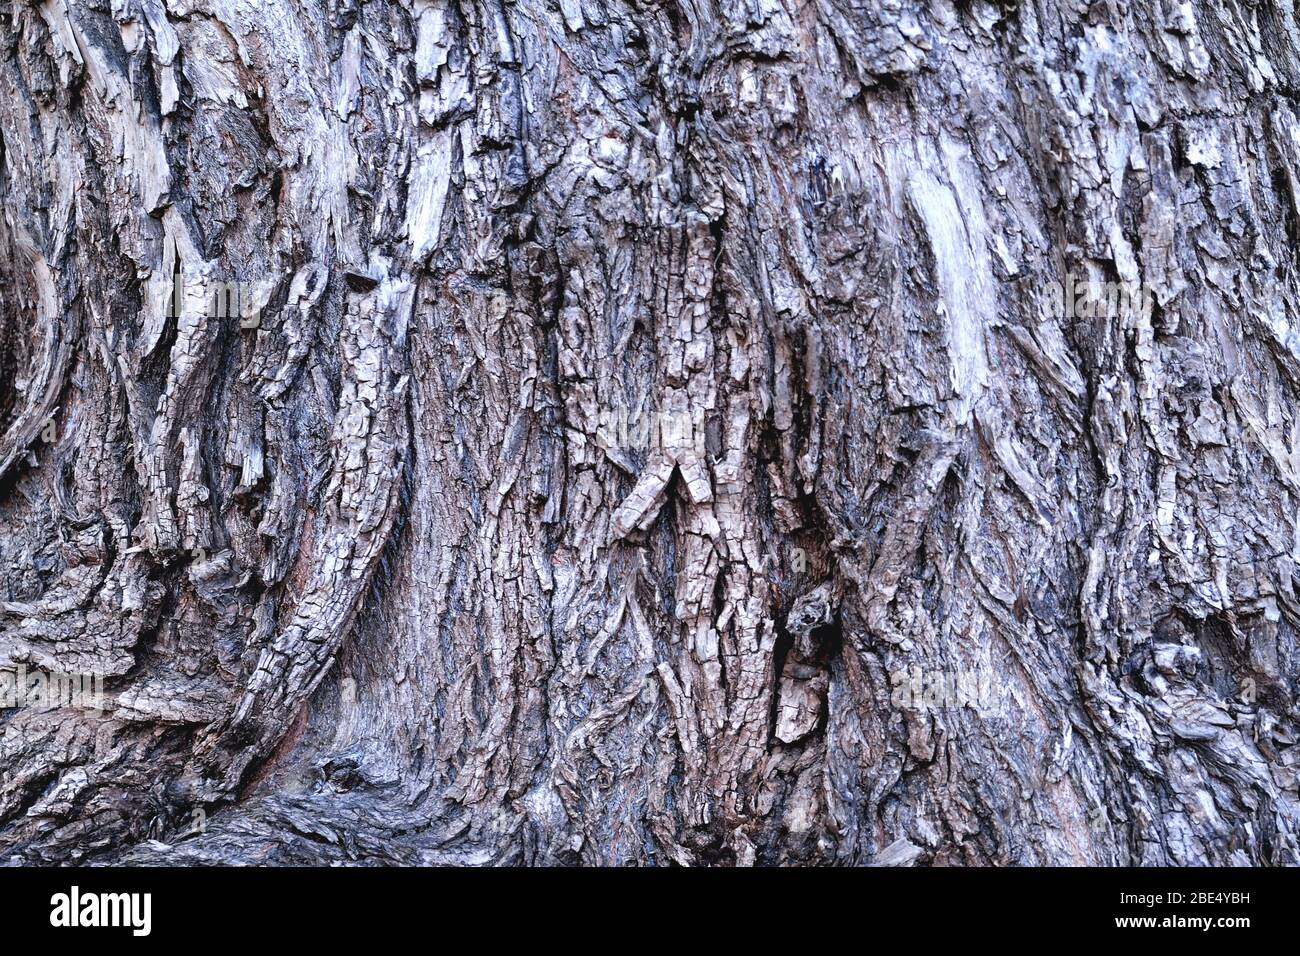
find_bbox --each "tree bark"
[2,0,1299,866]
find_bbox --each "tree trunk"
[2,0,1299,866]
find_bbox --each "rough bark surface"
[2,0,1300,866]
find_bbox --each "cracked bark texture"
[3,0,1300,866]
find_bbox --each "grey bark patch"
[0,0,1299,866]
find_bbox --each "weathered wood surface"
[1,0,1299,865]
